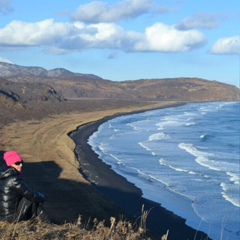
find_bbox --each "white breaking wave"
[156,120,182,129]
[226,172,240,185]
[109,134,116,140]
[179,143,214,157]
[86,101,240,240]
[159,158,198,175]
[109,123,120,132]
[139,142,152,151]
[200,134,210,139]
[127,123,141,131]
[220,183,240,207]
[195,156,221,171]
[138,142,158,156]
[148,132,170,141]
[99,143,106,153]
[179,143,240,209]
[178,143,223,171]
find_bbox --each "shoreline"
[0,101,209,239]
[71,108,209,240]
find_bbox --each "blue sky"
[0,0,239,87]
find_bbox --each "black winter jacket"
[0,165,45,217]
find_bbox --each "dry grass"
[0,206,169,240]
[0,216,162,240]
[0,218,145,240]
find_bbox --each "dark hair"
[0,151,6,164]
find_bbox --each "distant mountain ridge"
[0,62,239,110]
[0,62,101,79]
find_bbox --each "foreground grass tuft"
[0,216,162,240]
[0,206,170,239]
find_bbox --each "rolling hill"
[0,62,239,110]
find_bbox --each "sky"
[0,0,239,87]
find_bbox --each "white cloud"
[0,19,131,51]
[0,19,206,54]
[210,36,240,55]
[0,19,75,46]
[71,0,152,23]
[133,23,207,52]
[175,13,225,30]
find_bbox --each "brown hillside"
[1,62,239,110]
[3,76,240,104]
[37,76,240,101]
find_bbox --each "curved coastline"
[70,108,210,240]
[0,101,209,239]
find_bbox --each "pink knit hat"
[3,151,23,166]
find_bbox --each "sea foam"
[87,102,240,240]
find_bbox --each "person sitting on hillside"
[0,151,49,223]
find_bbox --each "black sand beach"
[0,100,210,239]
[71,114,210,240]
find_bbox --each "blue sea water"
[88,102,240,240]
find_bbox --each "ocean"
[88,101,240,240]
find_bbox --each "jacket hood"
[0,165,18,180]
